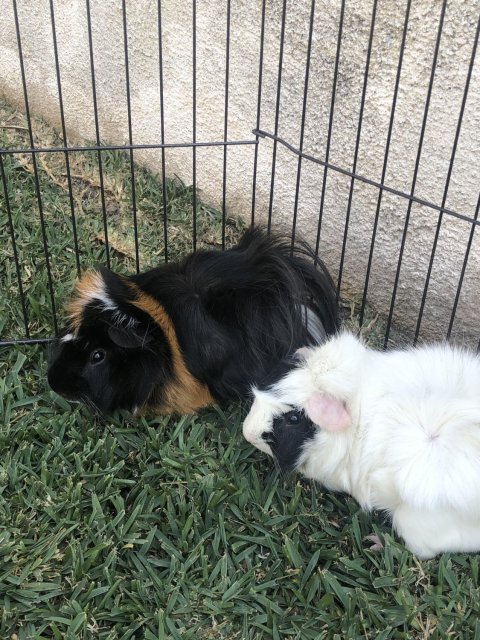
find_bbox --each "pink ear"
[304,392,351,431]
[295,347,311,361]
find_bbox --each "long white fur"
[69,271,137,339]
[85,273,117,312]
[243,331,480,558]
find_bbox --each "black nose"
[47,358,84,401]
[262,430,275,445]
[47,365,64,395]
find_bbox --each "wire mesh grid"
[0,0,479,349]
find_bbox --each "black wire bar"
[336,0,377,295]
[251,0,267,226]
[266,0,287,232]
[157,0,168,263]
[85,0,111,270]
[314,0,345,264]
[0,140,257,156]
[360,0,412,326]
[448,192,480,341]
[221,0,231,250]
[290,0,316,251]
[121,0,140,272]
[0,338,52,348]
[49,0,81,278]
[12,0,58,335]
[192,0,197,251]
[0,153,30,339]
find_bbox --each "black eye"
[90,349,106,365]
[287,411,301,425]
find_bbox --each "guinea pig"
[47,227,339,415]
[243,331,480,559]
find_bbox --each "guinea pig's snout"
[47,350,85,402]
[242,406,276,456]
[47,362,69,397]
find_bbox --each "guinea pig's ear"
[304,392,351,431]
[108,324,153,349]
[294,347,311,361]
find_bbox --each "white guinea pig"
[243,331,480,559]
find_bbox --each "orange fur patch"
[129,284,215,414]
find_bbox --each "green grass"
[2,102,480,639]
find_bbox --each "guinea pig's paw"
[364,534,383,552]
[294,346,312,362]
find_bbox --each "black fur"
[263,410,317,472]
[47,302,172,414]
[129,227,338,401]
[47,227,339,414]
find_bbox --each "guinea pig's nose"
[262,431,275,445]
[47,366,61,393]
[47,361,71,396]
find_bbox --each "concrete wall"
[1,0,479,344]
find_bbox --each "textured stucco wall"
[1,0,479,343]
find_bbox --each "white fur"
[92,276,137,328]
[243,331,480,558]
[74,272,137,331]
[87,274,117,312]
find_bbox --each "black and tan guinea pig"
[47,227,339,416]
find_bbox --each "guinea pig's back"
[364,344,480,515]
[375,342,480,401]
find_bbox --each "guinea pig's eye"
[90,349,106,365]
[287,411,301,425]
